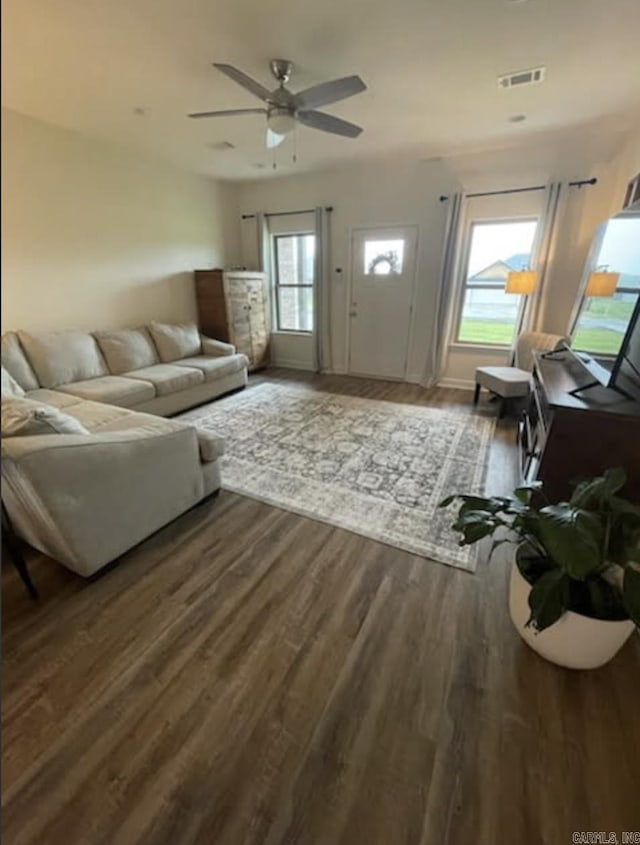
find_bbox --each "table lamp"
[585,269,619,298]
[506,268,538,339]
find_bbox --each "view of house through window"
[273,233,315,332]
[456,219,538,345]
[572,216,640,355]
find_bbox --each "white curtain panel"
[314,207,333,373]
[255,212,270,273]
[528,181,564,332]
[422,193,464,386]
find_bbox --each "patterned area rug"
[180,384,495,571]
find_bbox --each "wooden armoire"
[194,269,270,371]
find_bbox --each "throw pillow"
[148,322,201,363]
[1,366,26,399]
[1,398,90,437]
[1,332,40,390]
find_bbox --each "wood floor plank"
[2,369,639,845]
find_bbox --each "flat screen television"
[609,293,640,400]
[568,205,640,402]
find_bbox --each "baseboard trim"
[437,377,475,391]
[271,359,314,372]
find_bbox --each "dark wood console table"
[518,351,640,502]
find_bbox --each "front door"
[348,226,417,379]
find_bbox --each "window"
[572,216,640,356]
[273,233,315,332]
[364,239,405,275]
[455,219,538,346]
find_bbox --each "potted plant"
[440,468,640,669]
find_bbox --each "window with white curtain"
[273,233,316,332]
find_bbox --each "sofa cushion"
[148,322,201,362]
[123,364,204,396]
[18,330,108,389]
[24,389,84,409]
[173,353,248,382]
[94,328,160,375]
[55,376,156,408]
[59,400,136,432]
[1,366,25,398]
[1,397,89,437]
[1,332,40,390]
[86,410,191,437]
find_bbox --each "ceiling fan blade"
[213,63,273,103]
[294,75,366,110]
[188,108,266,119]
[266,128,285,149]
[297,110,363,138]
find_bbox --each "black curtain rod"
[439,177,597,202]
[266,208,315,218]
[467,184,547,199]
[241,206,333,220]
[568,177,598,188]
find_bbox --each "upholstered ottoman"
[474,366,531,417]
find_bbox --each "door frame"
[346,223,420,380]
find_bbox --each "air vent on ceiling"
[497,66,546,89]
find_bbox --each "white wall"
[234,155,460,375]
[231,126,640,384]
[1,108,236,333]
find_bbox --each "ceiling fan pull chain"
[293,126,297,165]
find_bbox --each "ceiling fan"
[189,59,366,149]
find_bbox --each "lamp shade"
[585,270,619,297]
[505,270,537,295]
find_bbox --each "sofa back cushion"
[18,330,108,389]
[148,321,201,363]
[1,397,90,437]
[1,332,40,390]
[2,366,26,398]
[94,328,159,375]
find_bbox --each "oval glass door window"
[364,239,405,275]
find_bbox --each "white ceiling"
[3,0,640,181]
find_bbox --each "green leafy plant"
[440,468,640,631]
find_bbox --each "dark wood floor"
[2,370,639,845]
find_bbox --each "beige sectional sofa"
[1,322,248,577]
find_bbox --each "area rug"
[179,384,495,571]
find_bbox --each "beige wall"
[1,109,235,333]
[234,156,460,375]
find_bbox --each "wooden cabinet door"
[247,277,269,369]
[224,275,253,362]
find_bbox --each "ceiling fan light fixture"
[267,108,297,136]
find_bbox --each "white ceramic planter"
[508,560,635,669]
